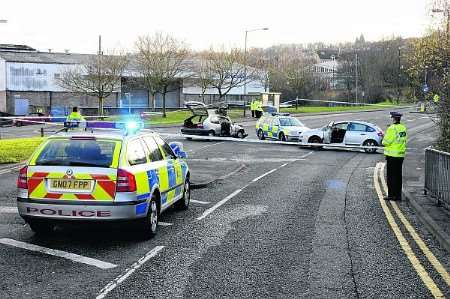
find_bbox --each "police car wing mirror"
[169,142,188,159]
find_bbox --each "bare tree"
[57,51,128,115]
[135,32,189,117]
[192,53,214,102]
[199,47,256,100]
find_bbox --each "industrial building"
[0,44,265,115]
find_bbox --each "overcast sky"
[0,0,433,54]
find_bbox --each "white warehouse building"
[0,44,266,115]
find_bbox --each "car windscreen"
[35,139,118,168]
[279,118,304,127]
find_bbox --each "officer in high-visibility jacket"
[382,112,408,201]
[67,106,84,122]
[255,100,263,118]
[250,100,256,118]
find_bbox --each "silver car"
[181,101,247,138]
[299,121,384,153]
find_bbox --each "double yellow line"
[373,162,449,298]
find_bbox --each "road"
[0,109,448,298]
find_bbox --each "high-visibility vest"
[382,123,407,157]
[250,101,255,110]
[255,101,263,112]
[67,111,83,121]
[433,94,440,103]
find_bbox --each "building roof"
[0,51,94,64]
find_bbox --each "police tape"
[283,98,414,108]
[159,133,386,152]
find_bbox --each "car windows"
[143,136,164,162]
[271,118,280,126]
[127,139,147,166]
[210,116,220,124]
[366,126,376,132]
[334,122,348,130]
[154,136,177,160]
[279,118,304,127]
[35,139,116,167]
[348,123,367,132]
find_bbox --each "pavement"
[0,108,448,298]
[400,116,450,252]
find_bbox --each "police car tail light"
[116,169,136,192]
[378,131,384,137]
[17,166,28,189]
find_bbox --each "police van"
[255,113,310,141]
[16,122,190,237]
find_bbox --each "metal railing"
[425,147,450,209]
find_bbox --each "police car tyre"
[28,219,54,234]
[140,196,159,237]
[175,178,190,210]
[363,139,378,153]
[279,132,287,141]
[208,130,215,136]
[257,129,265,140]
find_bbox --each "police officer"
[255,100,263,118]
[250,100,255,118]
[382,112,408,201]
[67,106,84,122]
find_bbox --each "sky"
[0,0,434,54]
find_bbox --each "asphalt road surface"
[0,109,449,298]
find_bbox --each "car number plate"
[49,179,92,191]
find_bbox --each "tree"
[199,47,255,100]
[57,51,128,115]
[135,33,189,117]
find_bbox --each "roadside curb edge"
[402,188,450,253]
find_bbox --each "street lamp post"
[243,27,268,116]
[432,7,450,102]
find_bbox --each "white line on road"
[0,206,18,213]
[197,189,242,220]
[158,222,173,226]
[196,152,312,221]
[0,238,117,270]
[96,246,165,299]
[188,141,224,153]
[190,199,210,205]
[252,169,278,182]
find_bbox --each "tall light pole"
[355,52,358,104]
[243,27,268,116]
[432,7,450,102]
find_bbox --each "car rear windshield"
[279,118,304,127]
[35,139,118,168]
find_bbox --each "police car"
[16,121,190,237]
[256,113,310,141]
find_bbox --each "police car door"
[142,136,166,199]
[154,136,183,206]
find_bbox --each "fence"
[425,147,450,209]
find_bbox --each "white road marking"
[0,238,117,270]
[279,163,288,168]
[96,246,165,299]
[0,165,23,175]
[300,151,314,159]
[158,222,173,226]
[190,199,210,205]
[188,141,224,153]
[252,169,278,182]
[0,206,18,213]
[197,189,242,220]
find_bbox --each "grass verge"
[0,137,44,164]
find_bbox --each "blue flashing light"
[126,121,139,130]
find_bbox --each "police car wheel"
[279,132,287,141]
[141,198,158,237]
[176,178,190,210]
[363,140,378,153]
[257,129,265,140]
[28,220,54,234]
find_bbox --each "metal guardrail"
[425,147,450,209]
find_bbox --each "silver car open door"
[323,121,334,144]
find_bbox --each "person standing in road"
[250,99,256,118]
[382,112,408,201]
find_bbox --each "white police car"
[17,121,190,237]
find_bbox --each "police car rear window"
[35,139,117,168]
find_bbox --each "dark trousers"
[251,110,255,118]
[386,156,404,200]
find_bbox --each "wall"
[6,62,77,92]
[182,79,265,95]
[5,91,118,115]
